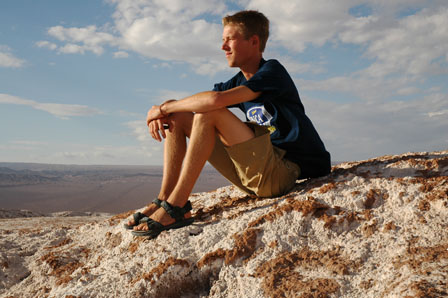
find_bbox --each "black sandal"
[123,198,162,230]
[131,200,194,238]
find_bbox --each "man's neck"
[240,55,263,80]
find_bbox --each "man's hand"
[148,117,171,142]
[146,105,164,125]
[146,99,176,125]
[146,100,176,142]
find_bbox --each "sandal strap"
[183,201,192,213]
[152,198,162,207]
[133,212,144,223]
[161,201,192,222]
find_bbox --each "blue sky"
[1,0,447,165]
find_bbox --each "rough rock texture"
[1,151,447,298]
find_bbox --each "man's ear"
[250,35,260,49]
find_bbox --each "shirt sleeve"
[242,60,290,95]
[212,82,225,91]
[212,72,244,108]
[212,71,244,91]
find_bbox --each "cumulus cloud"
[113,51,129,58]
[36,0,228,74]
[296,73,422,102]
[35,25,116,55]
[0,45,25,68]
[34,0,448,80]
[254,1,447,79]
[123,120,164,164]
[49,25,116,55]
[274,54,326,75]
[110,0,230,74]
[125,120,150,142]
[247,0,353,51]
[342,7,448,78]
[35,41,57,50]
[0,94,102,119]
[303,92,448,161]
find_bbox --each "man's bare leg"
[127,112,193,226]
[158,112,193,200]
[135,108,254,229]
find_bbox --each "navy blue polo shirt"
[212,58,331,179]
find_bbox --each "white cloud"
[303,92,448,161]
[34,0,448,80]
[123,120,165,164]
[35,40,57,50]
[0,94,102,119]
[125,120,150,142]
[112,0,227,72]
[39,0,229,74]
[249,0,448,81]
[113,51,129,58]
[297,73,422,102]
[348,7,448,78]
[247,0,353,52]
[0,45,25,68]
[273,54,326,75]
[44,25,116,55]
[428,109,448,118]
[59,43,87,54]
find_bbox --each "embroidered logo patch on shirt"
[247,106,276,133]
[247,106,272,125]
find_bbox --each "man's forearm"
[160,86,261,116]
[161,91,222,115]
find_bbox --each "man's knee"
[170,111,193,123]
[168,112,193,135]
[193,108,228,126]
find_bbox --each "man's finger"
[159,120,167,139]
[149,121,161,142]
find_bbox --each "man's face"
[221,24,255,68]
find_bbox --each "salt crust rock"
[0,151,447,297]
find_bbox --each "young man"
[128,10,331,237]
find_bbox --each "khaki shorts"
[208,123,300,197]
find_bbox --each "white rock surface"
[1,151,447,297]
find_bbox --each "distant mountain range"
[0,161,342,187]
[0,167,62,186]
[0,162,229,213]
[0,162,164,187]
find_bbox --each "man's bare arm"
[165,86,260,114]
[147,86,260,123]
[146,86,260,141]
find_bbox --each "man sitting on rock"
[126,10,331,237]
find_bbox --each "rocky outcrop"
[1,151,447,297]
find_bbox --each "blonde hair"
[222,10,269,52]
